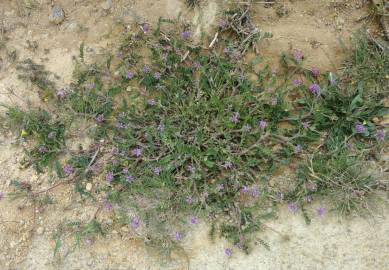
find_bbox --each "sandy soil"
[0,0,388,269]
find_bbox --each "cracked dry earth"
[0,0,388,269]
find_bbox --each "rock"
[49,5,65,25]
[86,182,93,192]
[121,226,129,233]
[67,22,78,32]
[101,0,112,11]
[36,227,44,235]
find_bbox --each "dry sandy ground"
[0,0,388,269]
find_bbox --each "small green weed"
[16,59,58,99]
[1,106,66,172]
[289,152,379,215]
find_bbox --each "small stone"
[67,22,78,32]
[49,5,65,25]
[121,226,129,233]
[86,183,93,192]
[101,0,112,11]
[37,227,44,235]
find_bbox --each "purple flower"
[111,147,119,155]
[147,99,156,106]
[259,120,268,130]
[309,83,321,95]
[116,122,127,129]
[143,65,151,73]
[275,192,284,202]
[162,53,168,61]
[295,144,302,153]
[355,123,366,134]
[347,142,353,150]
[222,161,233,169]
[375,130,385,142]
[190,216,199,225]
[0,191,4,200]
[141,23,150,34]
[287,202,299,214]
[154,72,161,80]
[131,217,141,229]
[104,201,113,211]
[241,186,250,194]
[305,195,313,203]
[223,47,231,54]
[125,175,135,183]
[293,50,304,61]
[174,231,184,241]
[317,207,326,217]
[180,31,192,39]
[132,147,142,157]
[193,61,201,69]
[311,67,320,77]
[293,79,302,86]
[187,165,195,173]
[38,146,48,154]
[126,71,135,79]
[122,167,129,174]
[106,171,114,183]
[56,89,68,99]
[96,114,105,123]
[224,248,233,257]
[186,195,194,204]
[86,83,96,90]
[48,131,56,139]
[242,124,252,132]
[305,182,317,191]
[302,121,310,129]
[63,164,73,175]
[158,123,165,132]
[251,187,260,198]
[216,184,224,191]
[218,19,228,29]
[231,112,240,124]
[153,167,162,175]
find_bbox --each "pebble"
[121,226,129,233]
[37,227,44,235]
[49,5,65,25]
[86,182,93,192]
[67,22,79,32]
[101,0,113,11]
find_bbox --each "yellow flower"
[21,129,28,137]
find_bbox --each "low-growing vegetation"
[0,4,387,258]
